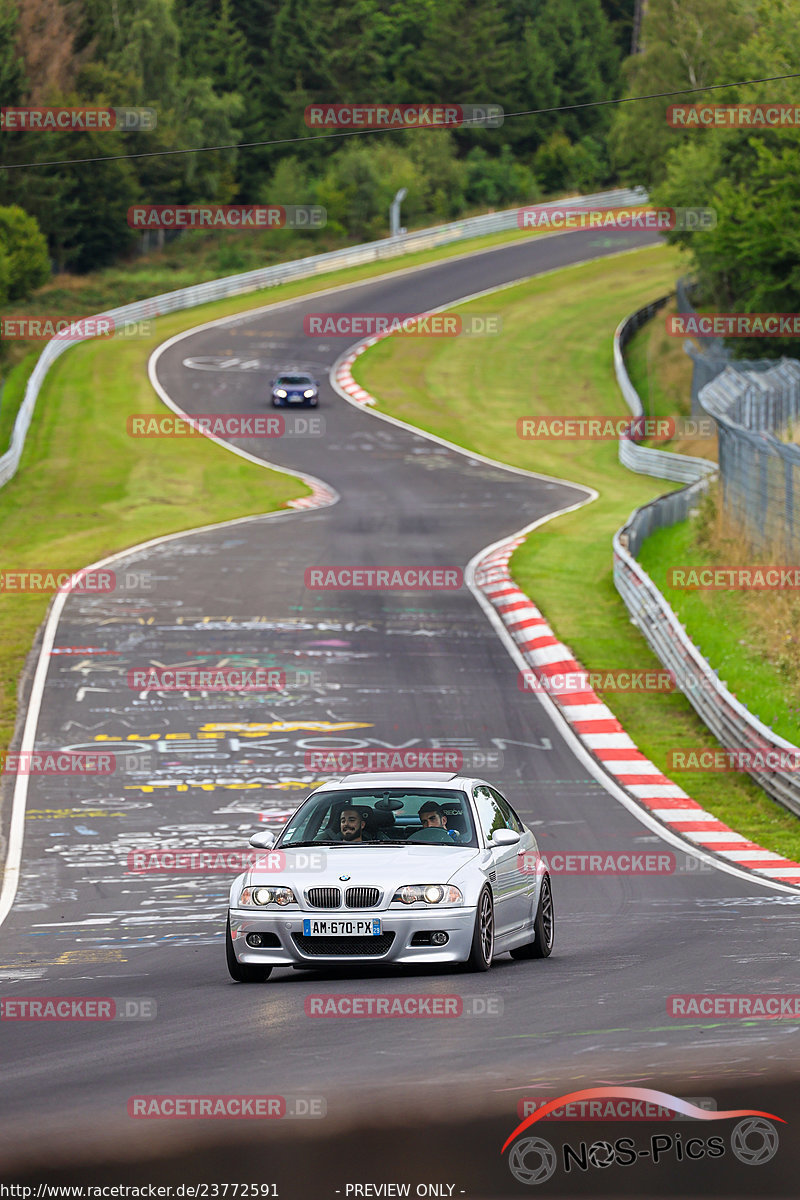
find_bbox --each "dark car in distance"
[270,373,319,407]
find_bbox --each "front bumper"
[229,906,476,966]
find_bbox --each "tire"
[271,398,280,408]
[465,886,494,972]
[226,916,273,982]
[511,873,554,960]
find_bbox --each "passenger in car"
[418,801,460,842]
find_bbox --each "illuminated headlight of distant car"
[275,389,287,398]
[239,886,296,906]
[392,885,463,905]
[303,388,316,398]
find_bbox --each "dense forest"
[0,0,631,272]
[0,0,799,352]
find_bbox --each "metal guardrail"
[614,514,800,817]
[613,302,800,818]
[0,186,647,491]
[614,298,718,484]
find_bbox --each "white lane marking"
[582,734,638,749]
[650,808,713,821]
[32,919,117,927]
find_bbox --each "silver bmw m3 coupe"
[226,771,554,981]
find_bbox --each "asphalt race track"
[1,226,798,1195]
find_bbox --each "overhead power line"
[1,72,799,173]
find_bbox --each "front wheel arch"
[510,872,554,960]
[465,885,494,972]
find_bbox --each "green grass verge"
[624,295,718,460]
[0,351,38,461]
[626,301,799,747]
[353,242,800,860]
[638,516,800,744]
[625,298,692,427]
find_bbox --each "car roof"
[315,771,468,790]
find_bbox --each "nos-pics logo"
[501,1087,782,1185]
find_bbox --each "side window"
[489,788,524,833]
[473,786,506,842]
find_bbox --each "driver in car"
[418,801,460,842]
[338,806,367,842]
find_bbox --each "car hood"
[246,844,480,888]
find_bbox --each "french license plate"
[303,918,381,937]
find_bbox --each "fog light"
[431,932,448,945]
[246,933,264,947]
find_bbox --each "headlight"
[239,886,296,906]
[392,884,463,905]
[275,389,287,398]
[303,388,316,398]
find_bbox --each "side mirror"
[490,828,520,848]
[269,379,275,387]
[249,830,276,850]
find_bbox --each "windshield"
[277,788,477,848]
[277,375,312,385]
